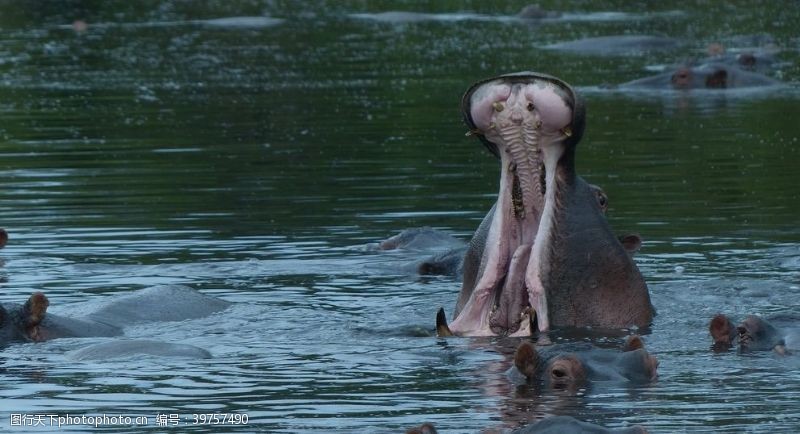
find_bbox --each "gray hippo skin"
[405,416,646,434]
[710,313,799,354]
[544,35,680,56]
[405,422,438,434]
[508,335,658,389]
[438,72,653,336]
[379,185,642,278]
[67,339,212,360]
[513,416,647,434]
[621,63,779,89]
[0,285,230,346]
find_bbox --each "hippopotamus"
[436,71,653,336]
[517,4,561,20]
[621,62,780,89]
[67,339,212,360]
[405,422,438,434]
[0,228,7,249]
[702,49,778,73]
[0,285,230,347]
[544,35,681,56]
[507,335,658,389]
[710,313,799,354]
[513,416,647,434]
[407,416,646,434]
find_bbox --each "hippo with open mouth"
[438,72,654,337]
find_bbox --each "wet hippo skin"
[710,313,799,353]
[378,184,642,277]
[544,35,680,56]
[67,339,212,360]
[507,335,658,389]
[513,415,648,434]
[621,63,780,89]
[405,416,646,434]
[439,71,653,336]
[0,285,230,346]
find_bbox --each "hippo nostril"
[526,102,534,111]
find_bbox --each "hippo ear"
[709,314,735,350]
[623,335,645,352]
[619,234,642,254]
[514,341,540,380]
[21,292,49,341]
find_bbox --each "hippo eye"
[526,102,535,111]
[597,193,607,208]
[552,368,567,378]
[492,102,504,112]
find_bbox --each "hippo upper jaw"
[444,72,582,336]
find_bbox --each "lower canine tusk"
[436,308,454,337]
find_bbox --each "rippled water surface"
[1,1,800,432]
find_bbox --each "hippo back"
[89,285,231,327]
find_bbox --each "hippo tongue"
[447,76,573,335]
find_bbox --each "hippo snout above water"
[508,335,658,389]
[710,313,798,354]
[621,63,780,90]
[437,71,653,337]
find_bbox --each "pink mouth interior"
[448,78,572,336]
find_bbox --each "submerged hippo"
[710,313,799,354]
[0,285,230,346]
[405,422,438,434]
[621,62,780,89]
[67,339,212,360]
[513,416,647,434]
[0,228,7,249]
[407,416,646,434]
[437,72,653,336]
[544,35,680,56]
[508,335,658,389]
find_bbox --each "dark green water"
[1,1,799,432]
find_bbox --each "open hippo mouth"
[438,72,652,337]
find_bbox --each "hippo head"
[454,72,583,335]
[737,315,784,352]
[0,292,50,346]
[438,72,650,336]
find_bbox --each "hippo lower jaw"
[445,76,574,336]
